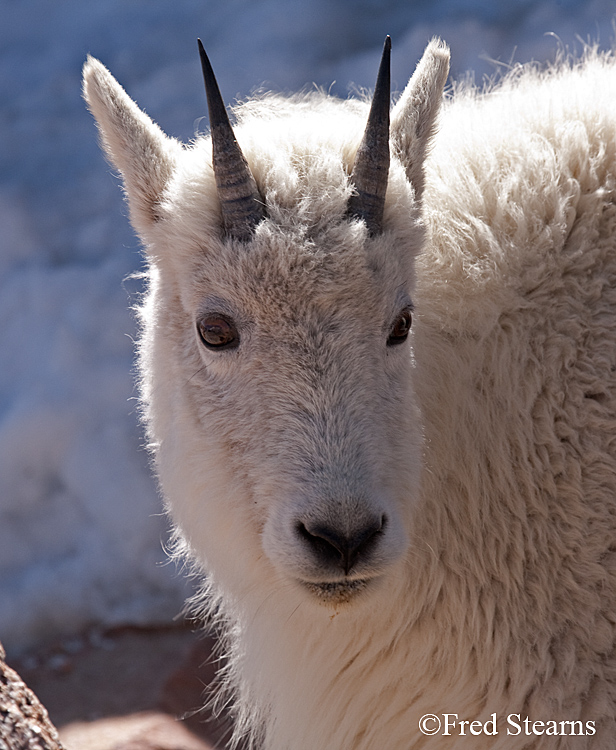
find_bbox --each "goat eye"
[197,315,239,350]
[387,307,412,346]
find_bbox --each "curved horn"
[198,39,264,241]
[347,36,391,235]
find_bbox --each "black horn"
[347,36,391,235]
[198,39,264,241]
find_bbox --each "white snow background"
[1,0,615,655]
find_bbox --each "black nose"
[297,516,385,575]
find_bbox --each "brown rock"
[0,641,64,750]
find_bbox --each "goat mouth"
[302,578,370,603]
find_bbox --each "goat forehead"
[188,227,409,322]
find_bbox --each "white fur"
[83,41,616,748]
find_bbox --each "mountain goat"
[83,36,616,749]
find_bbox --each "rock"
[0,641,64,750]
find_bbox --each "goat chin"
[85,39,616,750]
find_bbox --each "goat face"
[151,204,423,606]
[83,39,449,607]
[211,233,417,604]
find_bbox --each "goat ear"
[82,56,180,235]
[390,39,449,200]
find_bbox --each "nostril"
[297,522,344,569]
[351,515,385,570]
[297,515,386,575]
